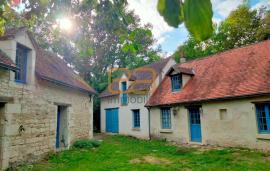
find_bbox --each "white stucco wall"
[149,96,270,150]
[100,58,176,139]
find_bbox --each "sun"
[57,18,73,32]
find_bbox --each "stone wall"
[0,70,93,170]
[149,96,270,151]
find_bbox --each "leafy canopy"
[173,5,270,62]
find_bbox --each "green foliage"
[17,136,270,171]
[73,139,101,149]
[184,0,213,41]
[157,0,183,27]
[2,0,161,117]
[173,6,270,62]
[157,0,214,41]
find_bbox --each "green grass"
[18,135,270,171]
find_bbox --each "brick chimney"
[180,57,186,63]
[180,50,186,63]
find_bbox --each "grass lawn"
[18,135,270,171]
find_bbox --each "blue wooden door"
[189,108,202,142]
[106,108,119,133]
[56,107,61,148]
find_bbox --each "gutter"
[147,107,151,140]
[0,63,18,72]
[145,92,270,108]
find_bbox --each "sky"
[127,0,270,55]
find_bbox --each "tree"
[173,6,270,62]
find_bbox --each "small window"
[15,44,28,83]
[132,109,140,128]
[171,74,181,92]
[219,109,228,120]
[121,82,128,105]
[161,108,171,129]
[256,104,270,134]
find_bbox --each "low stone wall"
[0,70,93,169]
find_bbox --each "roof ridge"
[133,57,171,70]
[179,40,270,65]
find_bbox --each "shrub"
[73,139,101,149]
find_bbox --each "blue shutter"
[171,75,181,92]
[133,110,140,128]
[256,104,270,134]
[15,45,28,83]
[161,108,171,129]
[121,82,128,105]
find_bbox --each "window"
[132,109,140,128]
[219,109,228,120]
[256,104,270,134]
[15,44,28,83]
[161,108,171,129]
[171,74,181,92]
[121,81,128,105]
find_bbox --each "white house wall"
[149,96,270,150]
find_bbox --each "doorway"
[0,103,5,169]
[189,107,202,142]
[56,106,69,149]
[105,108,119,133]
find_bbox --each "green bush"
[73,139,101,149]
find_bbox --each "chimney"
[180,57,186,63]
[180,50,186,63]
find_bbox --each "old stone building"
[0,28,96,170]
[146,40,270,151]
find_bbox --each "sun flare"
[57,18,73,32]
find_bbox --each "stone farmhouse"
[100,58,176,139]
[0,28,96,170]
[146,40,270,150]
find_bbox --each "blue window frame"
[132,109,140,128]
[15,44,28,83]
[161,108,171,129]
[121,81,128,105]
[256,103,270,134]
[171,74,181,92]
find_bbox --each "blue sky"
[128,0,270,55]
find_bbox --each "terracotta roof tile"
[0,27,27,40]
[0,27,96,94]
[0,49,17,70]
[35,48,96,94]
[146,40,270,107]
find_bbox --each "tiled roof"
[36,48,96,94]
[99,57,171,98]
[0,27,27,40]
[0,27,96,94]
[0,49,17,71]
[146,40,270,107]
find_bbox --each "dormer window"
[15,44,29,83]
[171,74,182,92]
[167,65,195,92]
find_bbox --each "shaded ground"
[18,135,270,171]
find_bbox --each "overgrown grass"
[18,135,270,171]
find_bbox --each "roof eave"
[0,63,18,71]
[145,92,270,107]
[36,73,97,95]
